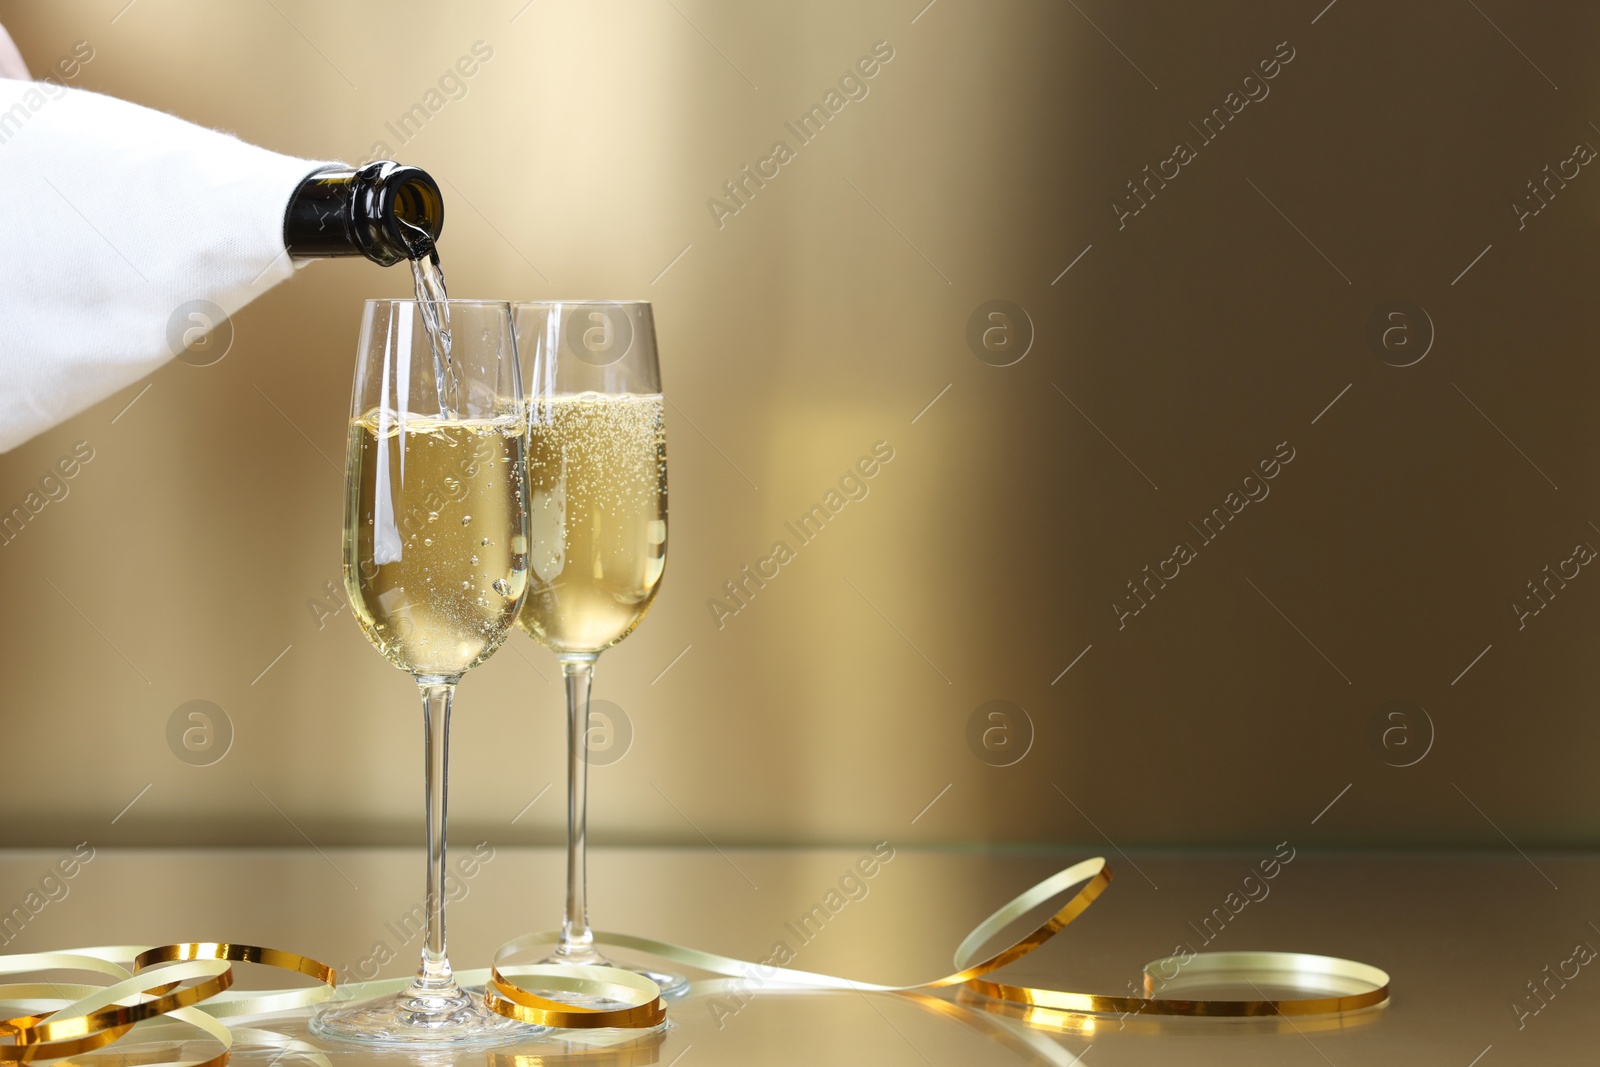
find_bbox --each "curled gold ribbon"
[0,943,334,1065]
[487,857,1389,1028]
[0,857,1391,1056]
[948,859,1391,1018]
[486,947,665,1029]
[9,959,232,1043]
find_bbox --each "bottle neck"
[283,161,444,266]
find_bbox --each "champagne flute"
[512,301,681,997]
[313,298,538,1045]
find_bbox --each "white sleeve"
[0,78,330,452]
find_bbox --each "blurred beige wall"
[3,0,1600,850]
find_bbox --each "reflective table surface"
[0,846,1587,1064]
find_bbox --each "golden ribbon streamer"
[502,857,1390,1024]
[0,857,1390,1062]
[486,948,666,1028]
[0,944,323,1065]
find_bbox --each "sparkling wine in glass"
[512,301,679,997]
[312,298,539,1045]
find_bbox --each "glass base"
[537,950,689,1000]
[311,983,546,1046]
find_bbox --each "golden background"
[2,0,1598,849]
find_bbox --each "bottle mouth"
[390,177,440,225]
[283,161,446,266]
[356,162,444,264]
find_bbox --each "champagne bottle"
[283,161,444,266]
[0,72,455,452]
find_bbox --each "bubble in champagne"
[493,578,512,597]
[461,514,473,526]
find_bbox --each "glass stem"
[414,676,460,994]
[557,653,601,962]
